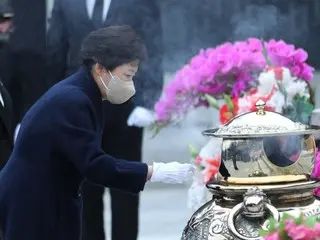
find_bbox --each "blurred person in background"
[46,1,163,239]
[1,0,46,150]
[0,0,14,171]
[7,0,46,123]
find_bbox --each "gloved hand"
[150,162,196,184]
[127,106,156,128]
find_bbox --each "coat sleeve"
[52,90,148,194]
[46,0,69,88]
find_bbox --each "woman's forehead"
[117,60,139,69]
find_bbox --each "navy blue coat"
[0,67,148,240]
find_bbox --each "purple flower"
[312,149,320,178]
[264,232,281,240]
[285,220,314,240]
[154,38,314,127]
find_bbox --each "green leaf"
[283,96,315,124]
[187,144,199,158]
[302,102,314,116]
[148,124,161,139]
[305,216,318,228]
[259,229,271,237]
[276,81,287,97]
[281,213,294,221]
[267,218,277,232]
[261,39,273,66]
[204,94,220,109]
[292,95,314,115]
[279,229,290,240]
[294,213,304,225]
[223,94,234,114]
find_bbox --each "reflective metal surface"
[220,135,315,178]
[207,179,319,209]
[203,101,320,138]
[202,125,320,138]
[181,187,320,240]
[227,188,280,240]
[311,109,320,140]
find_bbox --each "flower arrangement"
[152,38,320,210]
[260,213,320,240]
[153,38,314,131]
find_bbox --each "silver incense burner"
[181,100,320,240]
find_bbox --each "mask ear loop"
[108,69,125,82]
[99,76,110,90]
[107,70,115,79]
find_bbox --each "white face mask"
[99,70,136,104]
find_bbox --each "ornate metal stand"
[181,184,320,240]
[182,101,320,239]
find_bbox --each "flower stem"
[261,38,272,66]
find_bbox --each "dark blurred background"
[158,0,320,72]
[1,0,46,123]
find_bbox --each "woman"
[0,26,195,240]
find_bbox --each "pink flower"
[264,232,281,240]
[194,156,202,165]
[247,38,263,52]
[313,148,320,199]
[292,49,308,62]
[285,220,314,240]
[314,187,320,197]
[203,166,219,183]
[190,50,206,68]
[153,38,314,128]
[312,149,320,178]
[300,63,314,81]
[314,223,320,238]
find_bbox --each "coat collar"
[76,66,105,134]
[77,66,103,107]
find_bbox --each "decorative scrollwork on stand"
[227,187,280,240]
[181,201,233,240]
[181,187,319,240]
[208,213,233,239]
[302,201,320,217]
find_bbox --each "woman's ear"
[94,63,105,75]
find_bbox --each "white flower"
[257,67,298,96]
[267,92,285,112]
[257,71,276,95]
[285,81,309,101]
[238,97,252,113]
[281,68,293,86]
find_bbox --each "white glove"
[127,106,156,127]
[150,162,196,184]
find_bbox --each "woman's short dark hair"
[80,25,147,70]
